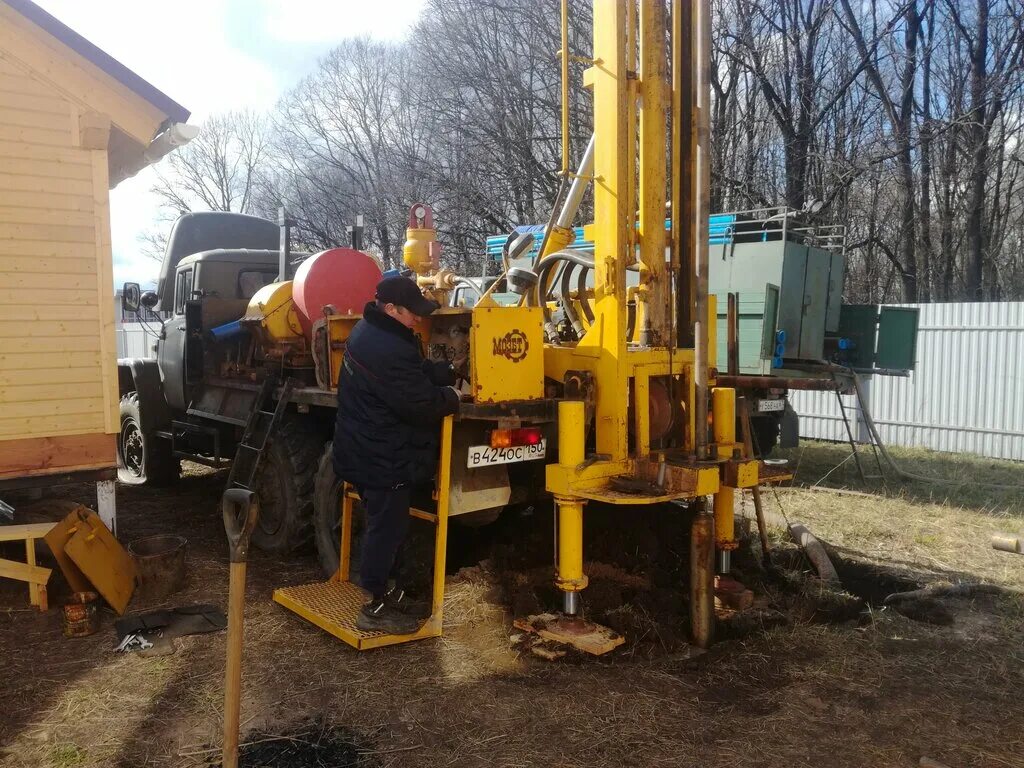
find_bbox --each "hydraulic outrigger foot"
[514,613,624,656]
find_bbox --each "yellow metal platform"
[274,416,453,651]
[272,581,441,650]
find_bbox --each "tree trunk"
[965,0,990,300]
[898,1,920,302]
[918,2,935,302]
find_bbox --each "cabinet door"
[877,307,919,371]
[798,249,830,359]
[778,244,807,358]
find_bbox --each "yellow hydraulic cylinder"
[555,401,587,613]
[541,225,575,258]
[712,387,738,569]
[556,500,586,590]
[558,399,586,467]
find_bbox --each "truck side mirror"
[122,282,141,313]
[140,291,159,310]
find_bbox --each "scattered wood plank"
[514,613,624,656]
[0,557,51,585]
[0,522,54,542]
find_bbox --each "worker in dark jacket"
[333,276,460,633]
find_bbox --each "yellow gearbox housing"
[243,281,304,342]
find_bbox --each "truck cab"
[118,212,283,483]
[158,250,280,412]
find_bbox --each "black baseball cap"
[375,276,440,316]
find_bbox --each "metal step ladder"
[225,376,295,494]
[273,414,455,650]
[833,383,885,483]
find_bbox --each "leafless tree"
[152,110,270,215]
[143,0,1024,301]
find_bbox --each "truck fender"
[780,400,800,449]
[117,358,172,433]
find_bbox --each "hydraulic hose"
[560,260,585,339]
[576,265,594,324]
[532,249,595,307]
[532,250,596,342]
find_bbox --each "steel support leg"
[690,500,715,648]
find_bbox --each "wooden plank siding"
[0,433,115,480]
[0,45,108,450]
[0,3,188,483]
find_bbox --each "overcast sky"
[33,0,425,287]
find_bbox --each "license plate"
[757,398,785,413]
[467,440,547,468]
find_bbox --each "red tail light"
[490,427,543,448]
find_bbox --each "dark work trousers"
[359,485,411,601]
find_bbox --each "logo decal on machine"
[493,329,529,362]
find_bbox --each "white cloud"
[30,0,425,287]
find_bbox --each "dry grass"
[1,445,1023,768]
[780,439,1024,514]
[771,440,1024,591]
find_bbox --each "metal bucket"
[129,534,188,600]
[62,591,100,637]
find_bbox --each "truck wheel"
[313,444,364,579]
[118,393,180,486]
[250,415,321,554]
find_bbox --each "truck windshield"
[239,271,278,299]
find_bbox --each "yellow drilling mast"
[537,0,784,648]
[273,0,789,652]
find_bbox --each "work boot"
[384,587,430,619]
[356,599,423,634]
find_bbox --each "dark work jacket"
[333,302,460,490]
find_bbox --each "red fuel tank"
[292,248,382,336]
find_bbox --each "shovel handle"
[222,488,259,564]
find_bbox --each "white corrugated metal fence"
[116,324,156,359]
[114,304,1023,461]
[790,302,1024,461]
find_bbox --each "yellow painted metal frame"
[273,415,454,650]
[469,306,545,403]
[542,0,729,506]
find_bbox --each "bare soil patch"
[1,442,1023,768]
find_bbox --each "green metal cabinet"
[710,240,845,369]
